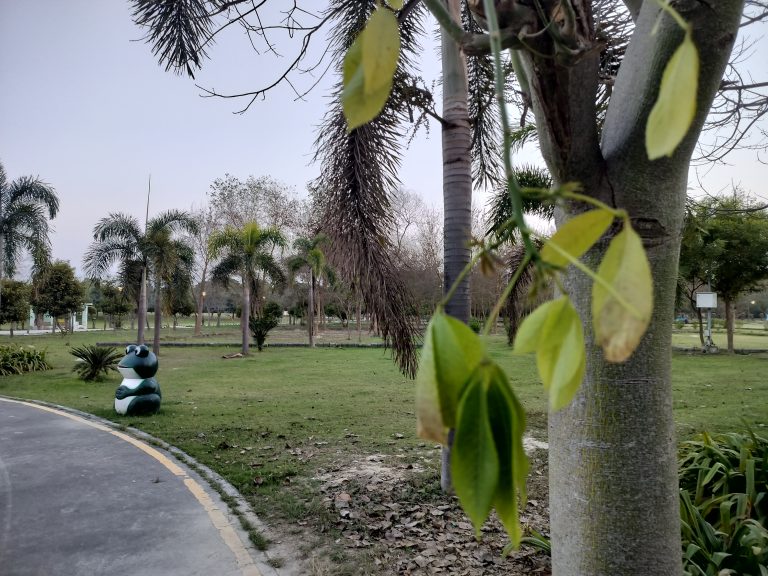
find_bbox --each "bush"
[679,430,768,576]
[70,345,122,381]
[0,345,51,376]
[249,301,282,352]
[468,317,482,334]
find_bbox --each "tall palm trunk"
[137,266,147,344]
[241,277,250,355]
[308,272,315,347]
[440,0,473,493]
[194,264,208,336]
[153,278,162,355]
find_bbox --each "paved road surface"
[0,398,274,576]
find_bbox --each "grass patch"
[2,327,767,572]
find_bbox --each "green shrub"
[468,317,482,334]
[249,302,283,352]
[70,345,122,382]
[679,430,768,576]
[0,345,51,376]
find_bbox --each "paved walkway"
[0,398,278,576]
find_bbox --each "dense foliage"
[0,345,50,376]
[248,301,283,352]
[679,430,768,576]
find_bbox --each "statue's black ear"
[126,344,137,354]
[135,345,150,358]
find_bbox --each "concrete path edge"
[0,394,299,576]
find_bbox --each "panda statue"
[114,344,162,416]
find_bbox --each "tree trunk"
[696,307,704,347]
[137,266,147,345]
[440,0,472,494]
[725,297,735,353]
[194,266,208,337]
[152,279,162,355]
[356,296,362,343]
[308,272,315,347]
[241,277,250,355]
[526,3,743,574]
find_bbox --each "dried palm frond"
[312,1,427,377]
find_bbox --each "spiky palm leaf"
[71,345,123,382]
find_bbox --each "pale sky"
[1,1,766,277]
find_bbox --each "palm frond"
[210,253,241,287]
[147,209,199,237]
[464,4,504,191]
[254,252,286,287]
[92,213,143,243]
[486,164,555,241]
[311,1,425,377]
[503,240,541,345]
[83,239,140,279]
[131,0,213,78]
[7,176,59,219]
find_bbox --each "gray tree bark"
[725,298,735,353]
[137,267,147,345]
[440,0,473,494]
[242,278,250,355]
[309,272,315,347]
[152,277,162,355]
[517,1,744,573]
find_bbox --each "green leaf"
[593,225,653,362]
[515,297,585,410]
[645,32,699,160]
[452,366,499,537]
[537,298,586,410]
[388,0,404,9]
[513,298,561,354]
[541,209,615,268]
[341,8,400,130]
[415,311,485,443]
[486,365,528,546]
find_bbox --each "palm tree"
[209,222,286,355]
[287,234,334,347]
[0,161,59,312]
[83,210,198,354]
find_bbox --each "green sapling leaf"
[645,32,699,160]
[342,8,400,130]
[451,365,499,538]
[541,209,615,268]
[415,311,485,443]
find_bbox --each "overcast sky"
[1,1,766,278]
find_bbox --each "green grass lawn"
[2,327,767,571]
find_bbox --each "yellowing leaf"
[452,366,499,537]
[592,226,653,362]
[388,0,404,9]
[342,9,400,130]
[541,209,615,268]
[415,311,485,443]
[645,32,699,160]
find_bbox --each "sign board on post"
[696,292,718,309]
